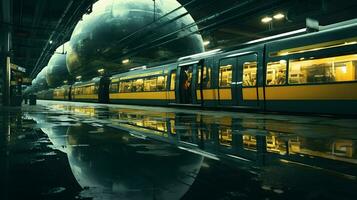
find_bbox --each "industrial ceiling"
[2,0,357,78]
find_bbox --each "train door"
[99,77,110,103]
[232,54,259,107]
[168,69,176,104]
[176,63,198,104]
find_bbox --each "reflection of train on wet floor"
[37,20,357,115]
[49,105,357,167]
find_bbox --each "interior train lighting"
[130,65,147,71]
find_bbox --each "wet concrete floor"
[1,100,357,200]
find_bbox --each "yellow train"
[44,20,357,115]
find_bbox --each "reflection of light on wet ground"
[17,100,357,200]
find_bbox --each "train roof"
[72,77,101,87]
[265,18,357,55]
[110,64,171,80]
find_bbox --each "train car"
[109,64,176,105]
[107,19,357,115]
[41,19,357,115]
[36,89,54,100]
[263,22,357,114]
[53,85,72,100]
[71,77,109,103]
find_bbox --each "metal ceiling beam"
[30,0,97,78]
[24,0,47,72]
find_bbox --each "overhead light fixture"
[97,68,104,73]
[261,16,273,23]
[203,40,210,46]
[76,76,82,80]
[122,59,130,64]
[49,40,53,44]
[273,13,285,20]
[130,65,146,71]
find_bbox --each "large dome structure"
[67,0,204,79]
[66,124,203,200]
[46,43,72,88]
[30,66,49,92]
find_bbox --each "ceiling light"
[261,16,272,23]
[273,13,285,20]
[97,68,104,73]
[49,40,53,44]
[203,40,210,46]
[122,59,130,64]
[76,76,82,80]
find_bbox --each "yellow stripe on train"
[110,91,175,100]
[73,94,98,99]
[265,83,357,100]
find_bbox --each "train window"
[94,85,98,94]
[90,86,95,94]
[144,77,157,91]
[243,135,257,150]
[170,71,176,91]
[75,88,80,95]
[242,61,257,87]
[266,60,287,85]
[157,76,166,91]
[119,80,132,93]
[198,66,211,89]
[110,83,119,93]
[132,79,144,92]
[219,127,232,147]
[83,86,88,95]
[83,86,93,95]
[219,58,234,87]
[289,54,357,84]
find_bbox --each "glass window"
[157,76,166,91]
[266,60,287,85]
[132,79,144,92]
[144,77,157,91]
[289,54,357,84]
[94,85,98,94]
[83,86,88,95]
[219,127,232,147]
[110,83,119,93]
[219,58,234,87]
[198,66,212,89]
[170,71,176,91]
[243,135,257,150]
[243,61,257,87]
[119,80,132,93]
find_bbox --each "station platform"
[1,100,357,200]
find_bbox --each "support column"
[1,31,11,106]
[1,0,12,106]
